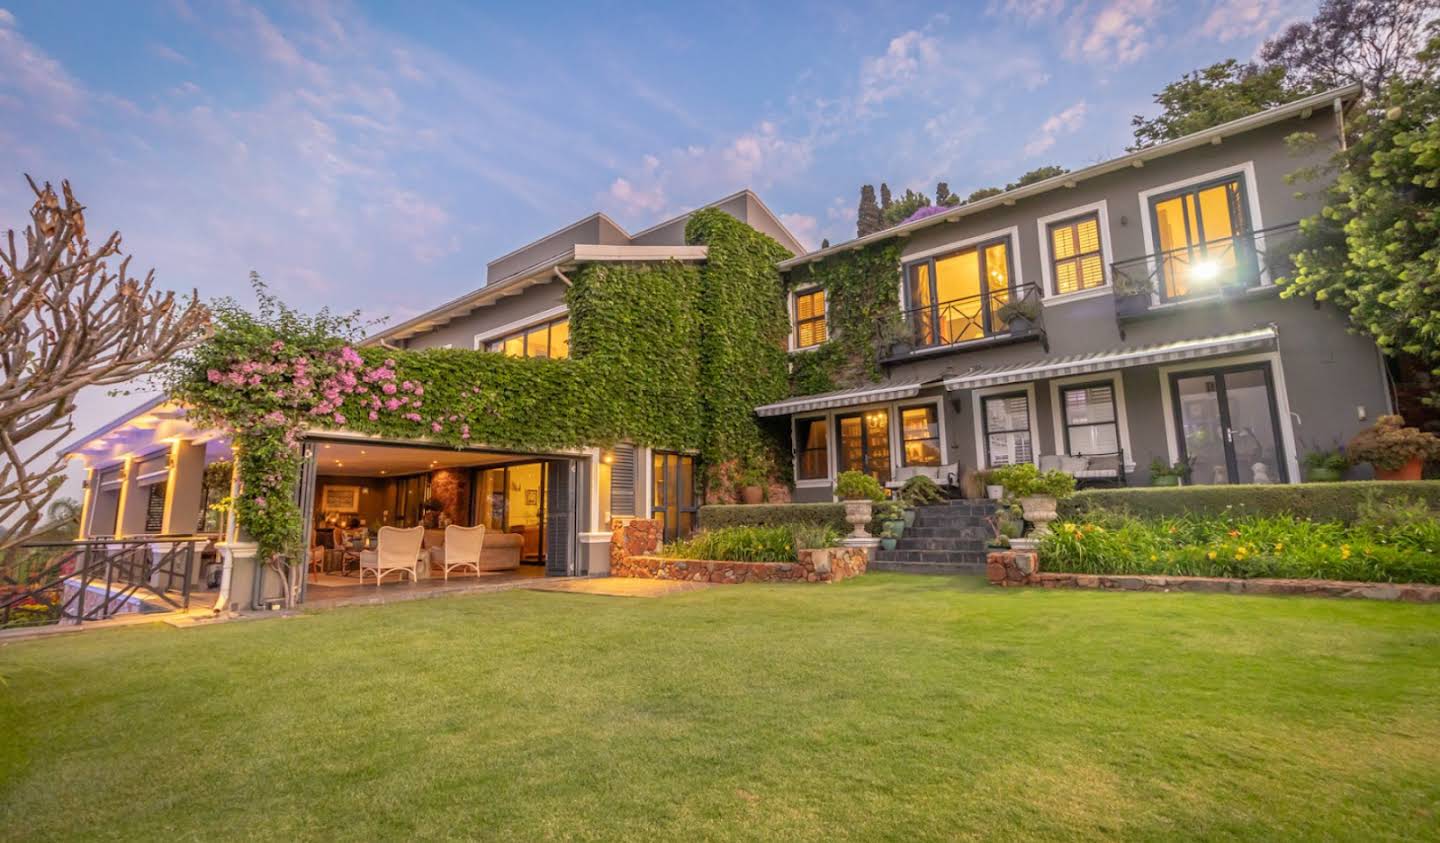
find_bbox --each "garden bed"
[613,548,867,584]
[988,550,1440,603]
[609,520,866,584]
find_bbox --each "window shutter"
[610,444,636,516]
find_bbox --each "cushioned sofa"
[422,528,522,572]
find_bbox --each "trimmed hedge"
[699,502,902,535]
[1060,481,1440,523]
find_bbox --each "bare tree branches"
[0,177,210,551]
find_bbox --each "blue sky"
[2,0,1315,497]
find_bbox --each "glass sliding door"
[1170,364,1287,485]
[835,410,892,484]
[651,451,697,542]
[475,462,548,563]
[1150,175,1253,300]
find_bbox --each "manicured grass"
[2,575,1439,841]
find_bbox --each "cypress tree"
[936,182,955,206]
[856,185,882,237]
[879,182,892,213]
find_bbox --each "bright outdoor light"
[1191,260,1220,283]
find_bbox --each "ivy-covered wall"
[171,210,794,558]
[783,241,904,395]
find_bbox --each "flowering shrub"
[1039,512,1440,584]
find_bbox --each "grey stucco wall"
[485,215,630,286]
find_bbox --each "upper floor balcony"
[1110,222,1301,323]
[882,282,1046,362]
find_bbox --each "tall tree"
[1261,0,1440,94]
[879,183,893,214]
[1130,60,1298,149]
[966,186,1004,203]
[1281,30,1440,406]
[935,182,959,206]
[0,179,209,552]
[1006,166,1069,189]
[882,188,932,227]
[856,184,882,237]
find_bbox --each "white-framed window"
[473,305,571,358]
[1136,161,1267,304]
[794,416,830,481]
[1048,371,1134,465]
[1036,200,1113,303]
[789,286,828,351]
[971,383,1040,469]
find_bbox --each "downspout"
[1333,97,1348,152]
[553,266,574,287]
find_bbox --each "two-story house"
[758,83,1390,500]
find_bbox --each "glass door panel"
[1173,374,1230,485]
[984,242,1011,334]
[835,411,891,484]
[1222,368,1283,484]
[1151,177,1250,300]
[507,463,545,562]
[651,452,697,542]
[934,250,983,343]
[908,263,935,346]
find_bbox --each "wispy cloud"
[0,9,85,126]
[987,0,1069,23]
[1024,100,1089,156]
[1199,0,1302,42]
[1066,0,1161,64]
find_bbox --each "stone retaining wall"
[609,519,867,584]
[987,550,1440,603]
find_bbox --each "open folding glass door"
[545,459,579,576]
[293,440,320,605]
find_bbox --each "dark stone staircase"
[871,499,997,575]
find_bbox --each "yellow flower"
[1061,522,1076,533]
[1274,542,1284,552]
[1207,550,1218,560]
[1149,554,1158,562]
[1341,544,1352,560]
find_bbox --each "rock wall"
[608,518,866,584]
[986,550,1440,603]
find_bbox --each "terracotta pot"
[740,485,764,505]
[1376,456,1423,481]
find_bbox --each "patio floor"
[300,566,550,609]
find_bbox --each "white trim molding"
[1156,351,1301,485]
[787,284,829,353]
[1035,200,1114,303]
[971,382,1041,470]
[472,304,570,350]
[1048,371,1135,467]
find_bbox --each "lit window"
[1048,213,1105,296]
[900,405,941,466]
[794,289,827,348]
[485,317,570,359]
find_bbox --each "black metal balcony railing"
[1110,223,1302,315]
[0,537,209,629]
[893,282,1044,355]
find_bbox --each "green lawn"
[2,575,1439,841]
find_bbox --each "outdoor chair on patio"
[357,526,425,587]
[440,524,485,581]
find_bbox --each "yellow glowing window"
[485,317,570,359]
[1048,213,1105,296]
[794,289,827,348]
[900,405,941,466]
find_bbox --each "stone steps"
[869,559,988,576]
[873,500,996,576]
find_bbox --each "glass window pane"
[797,419,828,480]
[679,457,694,508]
[908,263,935,346]
[1051,224,1076,260]
[502,335,524,358]
[550,320,570,359]
[864,410,891,485]
[837,416,865,473]
[1197,183,1240,244]
[1076,217,1100,254]
[935,250,983,343]
[526,325,550,359]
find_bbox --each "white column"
[115,456,147,538]
[161,439,208,535]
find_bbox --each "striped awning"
[755,377,936,417]
[943,326,1278,391]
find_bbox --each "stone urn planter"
[1017,495,1059,537]
[843,500,874,540]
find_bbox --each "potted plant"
[985,463,1075,540]
[1113,273,1153,317]
[737,463,766,505]
[976,470,1004,501]
[834,470,886,540]
[1302,447,1350,482]
[1148,458,1180,487]
[994,296,1041,337]
[1347,415,1440,480]
[879,526,899,552]
[898,475,945,526]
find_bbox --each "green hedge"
[1060,481,1440,523]
[699,502,902,535]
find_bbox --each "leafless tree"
[0,177,209,551]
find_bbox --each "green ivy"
[169,214,796,559]
[784,240,905,393]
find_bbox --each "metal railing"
[1110,222,1302,312]
[897,282,1044,352]
[0,537,211,629]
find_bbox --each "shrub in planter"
[994,296,1041,335]
[1302,447,1350,482]
[1148,457,1193,487]
[986,463,1075,536]
[1347,415,1440,479]
[834,471,887,501]
[661,526,797,562]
